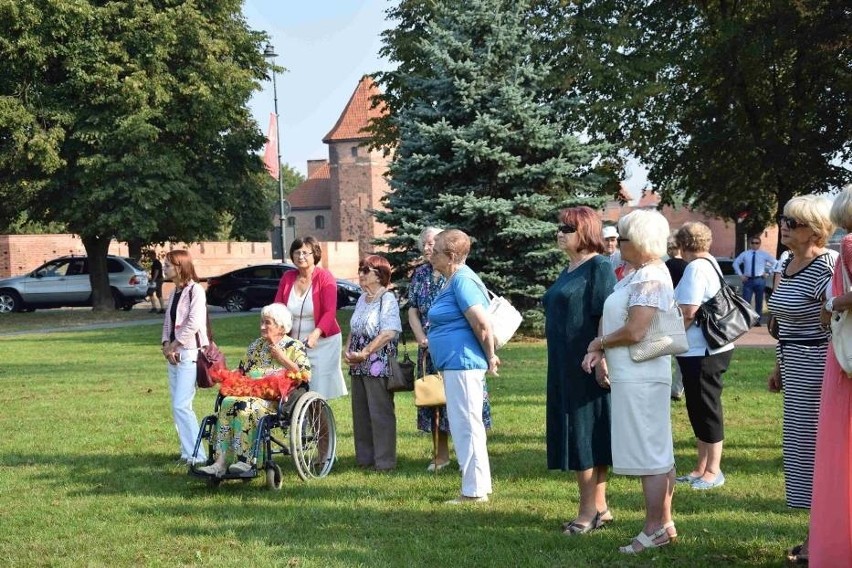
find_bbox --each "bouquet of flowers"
[209,367,311,400]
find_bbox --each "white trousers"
[167,348,205,462]
[444,369,492,498]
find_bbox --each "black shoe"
[158,310,166,314]
[755,322,762,327]
[149,308,157,313]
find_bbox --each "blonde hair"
[675,222,713,254]
[784,195,834,247]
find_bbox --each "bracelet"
[600,335,607,349]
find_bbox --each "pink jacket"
[274,266,341,338]
[161,281,209,348]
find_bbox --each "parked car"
[714,257,744,294]
[0,255,149,313]
[205,263,361,312]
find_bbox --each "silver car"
[0,255,149,313]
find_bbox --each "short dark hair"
[289,236,323,263]
[360,254,392,286]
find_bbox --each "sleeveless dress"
[287,286,347,400]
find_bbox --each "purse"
[414,372,446,407]
[695,258,760,348]
[189,285,226,388]
[386,337,415,392]
[485,288,522,350]
[629,303,689,362]
[830,258,852,374]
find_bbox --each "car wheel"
[225,292,249,312]
[111,289,125,310]
[0,290,23,313]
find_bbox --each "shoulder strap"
[696,257,726,286]
[189,284,214,345]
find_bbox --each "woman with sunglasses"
[343,255,402,471]
[543,207,616,534]
[274,236,346,401]
[767,196,837,565]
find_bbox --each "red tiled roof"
[637,189,660,208]
[322,75,387,143]
[288,161,331,210]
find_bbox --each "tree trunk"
[127,238,144,263]
[81,236,114,312]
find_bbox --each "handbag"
[629,303,689,362]
[414,371,446,407]
[485,288,522,350]
[386,337,415,392]
[695,258,760,348]
[189,285,226,388]
[830,258,852,373]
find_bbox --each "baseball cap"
[602,226,618,239]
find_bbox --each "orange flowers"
[209,367,311,400]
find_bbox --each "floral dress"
[410,263,492,433]
[214,337,310,464]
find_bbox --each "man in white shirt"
[733,237,776,325]
[602,225,630,280]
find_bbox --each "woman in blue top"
[428,229,500,504]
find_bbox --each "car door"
[239,266,283,308]
[21,258,91,305]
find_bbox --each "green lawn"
[0,314,799,567]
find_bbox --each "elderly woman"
[343,255,402,471]
[673,222,735,490]
[543,207,616,534]
[427,229,499,504]
[767,195,836,564]
[274,236,346,400]
[810,185,852,567]
[582,210,677,554]
[197,303,311,476]
[161,249,208,465]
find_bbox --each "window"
[350,146,358,157]
[315,215,325,230]
[286,217,295,227]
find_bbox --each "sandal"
[786,543,808,565]
[562,512,602,536]
[619,521,677,554]
[596,508,614,527]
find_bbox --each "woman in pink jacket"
[274,236,347,400]
[161,250,208,465]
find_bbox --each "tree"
[0,0,271,309]
[371,0,618,313]
[545,0,851,249]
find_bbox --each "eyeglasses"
[616,237,630,244]
[750,241,761,245]
[778,215,804,230]
[293,250,313,258]
[358,266,376,275]
[558,224,577,234]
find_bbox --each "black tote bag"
[695,258,760,348]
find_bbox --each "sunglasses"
[750,241,761,245]
[558,224,577,234]
[778,215,804,230]
[358,266,376,275]
[617,237,630,244]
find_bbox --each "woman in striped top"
[766,195,837,564]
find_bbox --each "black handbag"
[695,258,760,348]
[386,337,415,392]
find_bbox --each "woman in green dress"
[543,206,616,534]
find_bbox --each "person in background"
[148,250,165,314]
[772,250,791,292]
[602,225,629,280]
[665,236,689,400]
[344,254,402,471]
[274,236,347,401]
[673,222,735,491]
[809,184,852,567]
[428,229,498,504]
[733,236,776,325]
[160,250,207,466]
[197,304,310,476]
[543,206,616,534]
[582,210,678,554]
[767,195,837,564]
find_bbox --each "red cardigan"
[274,266,341,338]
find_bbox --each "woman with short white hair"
[582,209,678,554]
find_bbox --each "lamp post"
[264,43,289,261]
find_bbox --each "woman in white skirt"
[583,210,677,554]
[274,236,347,400]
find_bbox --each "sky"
[241,1,647,197]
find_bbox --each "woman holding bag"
[160,250,207,466]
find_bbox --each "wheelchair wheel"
[266,462,282,490]
[289,391,336,480]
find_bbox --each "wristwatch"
[825,297,835,312]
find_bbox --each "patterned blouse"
[242,336,311,378]
[408,263,446,331]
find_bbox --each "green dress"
[543,255,615,471]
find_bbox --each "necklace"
[365,286,385,302]
[634,258,659,271]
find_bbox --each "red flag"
[263,113,279,180]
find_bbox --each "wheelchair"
[189,386,337,489]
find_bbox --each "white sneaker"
[445,494,488,505]
[228,461,253,474]
[197,462,226,477]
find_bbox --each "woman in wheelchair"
[198,303,311,477]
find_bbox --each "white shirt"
[675,257,735,356]
[733,248,776,278]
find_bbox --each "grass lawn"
[0,313,800,567]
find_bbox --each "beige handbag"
[414,372,446,407]
[629,303,689,362]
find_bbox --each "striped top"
[767,251,836,342]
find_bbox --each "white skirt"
[610,380,674,476]
[306,333,347,400]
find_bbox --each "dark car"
[205,263,361,312]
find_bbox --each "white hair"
[417,226,443,252]
[260,303,293,334]
[617,210,670,258]
[831,184,852,231]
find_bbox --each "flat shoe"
[692,471,725,490]
[197,462,226,477]
[675,473,700,484]
[426,460,450,472]
[596,508,614,526]
[562,512,602,536]
[445,494,488,504]
[228,461,253,474]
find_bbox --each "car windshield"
[123,258,145,271]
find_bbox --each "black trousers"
[677,350,733,444]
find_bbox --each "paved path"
[734,325,776,348]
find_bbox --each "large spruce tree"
[372,0,619,313]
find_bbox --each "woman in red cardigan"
[274,236,347,400]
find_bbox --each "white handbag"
[629,303,689,362]
[830,260,852,373]
[486,289,522,350]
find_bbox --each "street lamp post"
[264,43,289,261]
